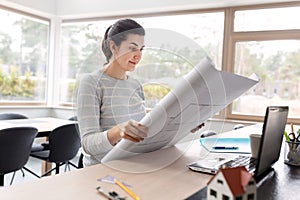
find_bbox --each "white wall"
[56,0,213,18]
[3,0,299,18]
[56,0,300,18]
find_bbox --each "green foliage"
[66,81,77,103]
[21,67,35,97]
[0,17,48,101]
[0,66,21,96]
[143,84,171,107]
[143,84,171,99]
[0,66,35,98]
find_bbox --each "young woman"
[76,19,148,166]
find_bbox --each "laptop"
[187,106,289,182]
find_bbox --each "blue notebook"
[199,137,251,154]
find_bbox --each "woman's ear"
[109,40,117,55]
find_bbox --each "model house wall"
[207,166,256,200]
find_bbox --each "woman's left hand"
[120,120,148,143]
[190,123,205,133]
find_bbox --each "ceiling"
[3,0,300,18]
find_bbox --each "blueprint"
[101,56,259,163]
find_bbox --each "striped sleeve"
[76,73,113,163]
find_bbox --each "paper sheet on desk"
[200,138,251,154]
[101,56,259,163]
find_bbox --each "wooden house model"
[207,166,256,200]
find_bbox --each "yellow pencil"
[114,178,140,200]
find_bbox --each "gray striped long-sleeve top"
[76,69,146,166]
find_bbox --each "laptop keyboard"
[221,156,257,173]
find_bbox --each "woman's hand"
[190,123,205,133]
[120,120,148,142]
[107,120,148,145]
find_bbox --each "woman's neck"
[103,62,126,80]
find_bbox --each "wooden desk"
[187,142,300,200]
[0,140,212,199]
[1,125,297,199]
[0,117,77,174]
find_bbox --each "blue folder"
[199,137,251,154]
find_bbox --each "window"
[60,20,114,104]
[222,194,229,200]
[234,6,300,31]
[217,179,224,184]
[233,40,300,118]
[210,189,217,198]
[227,4,300,122]
[60,12,224,107]
[0,7,49,104]
[3,2,299,123]
[247,193,255,200]
[248,180,255,185]
[235,196,243,200]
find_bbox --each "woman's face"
[111,33,145,72]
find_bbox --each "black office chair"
[0,112,28,120]
[77,152,84,169]
[0,127,38,186]
[26,123,81,177]
[68,116,84,168]
[0,113,30,179]
[68,116,77,121]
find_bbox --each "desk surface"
[0,125,299,200]
[0,140,212,200]
[187,145,300,200]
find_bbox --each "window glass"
[60,12,224,106]
[235,6,300,31]
[222,195,229,200]
[235,196,243,200]
[210,189,217,197]
[60,20,114,103]
[247,193,255,200]
[0,8,49,103]
[137,13,224,69]
[233,40,300,118]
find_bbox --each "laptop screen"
[255,106,289,179]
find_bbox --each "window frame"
[1,2,300,124]
[0,5,52,106]
[220,2,300,124]
[59,9,226,108]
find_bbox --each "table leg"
[42,161,53,176]
[39,136,52,176]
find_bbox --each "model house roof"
[207,166,254,196]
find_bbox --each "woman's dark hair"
[101,18,145,64]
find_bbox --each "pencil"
[114,178,140,200]
[291,123,294,133]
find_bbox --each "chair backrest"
[68,116,77,121]
[0,127,38,175]
[0,113,28,120]
[48,123,81,163]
